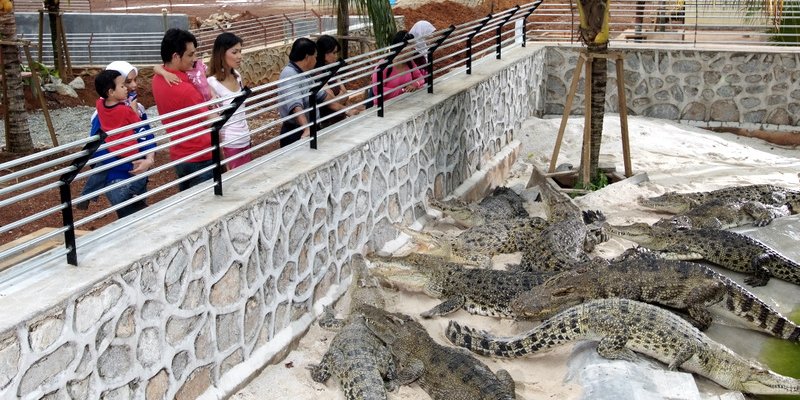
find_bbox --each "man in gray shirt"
[278,38,328,147]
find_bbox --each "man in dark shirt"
[277,38,327,148]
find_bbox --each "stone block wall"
[0,47,546,399]
[544,47,800,130]
[238,25,379,86]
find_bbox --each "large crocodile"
[510,248,800,340]
[368,252,552,319]
[395,216,550,268]
[446,298,800,395]
[606,222,800,287]
[361,305,517,399]
[308,255,397,399]
[428,186,529,227]
[639,184,800,215]
[652,198,792,229]
[514,168,607,273]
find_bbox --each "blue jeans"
[106,177,148,218]
[174,160,215,191]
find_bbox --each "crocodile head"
[360,304,421,346]
[367,253,445,297]
[734,366,800,395]
[511,268,589,319]
[427,197,485,227]
[604,222,658,244]
[638,193,700,213]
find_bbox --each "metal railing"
[528,0,800,47]
[0,1,540,273]
[18,11,341,66]
[192,11,327,54]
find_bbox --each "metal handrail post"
[57,129,109,266]
[209,87,253,194]
[58,183,77,266]
[426,25,455,94]
[309,59,346,148]
[284,14,295,43]
[496,6,520,59]
[310,9,323,33]
[377,42,408,117]
[466,15,492,74]
[520,1,541,47]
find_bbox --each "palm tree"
[321,0,397,58]
[1,3,34,153]
[575,0,610,185]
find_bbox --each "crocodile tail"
[446,320,524,358]
[722,279,800,341]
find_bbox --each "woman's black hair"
[315,35,341,68]
[209,32,244,81]
[387,30,415,76]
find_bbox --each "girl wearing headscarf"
[408,20,436,71]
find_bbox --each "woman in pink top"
[372,30,425,105]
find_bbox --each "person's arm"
[291,106,310,138]
[154,64,180,86]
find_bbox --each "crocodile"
[395,216,550,267]
[308,255,397,399]
[368,252,552,319]
[514,168,607,273]
[446,298,800,395]
[428,186,530,227]
[361,304,517,399]
[652,198,792,229]
[606,222,800,287]
[639,184,800,215]
[510,248,800,340]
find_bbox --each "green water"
[758,307,800,400]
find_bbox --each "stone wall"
[0,46,546,399]
[545,47,800,131]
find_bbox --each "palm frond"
[319,0,397,48]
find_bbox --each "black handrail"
[466,15,493,75]
[59,129,107,266]
[521,1,542,47]
[427,25,456,94]
[377,41,409,117]
[210,86,252,191]
[497,6,521,59]
[309,59,346,148]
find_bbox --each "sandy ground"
[233,114,800,400]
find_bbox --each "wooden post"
[581,54,592,185]
[58,13,72,76]
[548,50,634,186]
[54,12,66,79]
[615,56,632,177]
[23,43,58,147]
[549,53,586,173]
[37,10,44,65]
[0,51,10,146]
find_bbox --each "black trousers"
[279,121,302,148]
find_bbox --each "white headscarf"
[105,61,138,79]
[409,20,436,55]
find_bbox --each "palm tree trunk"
[1,11,34,153]
[337,0,349,59]
[587,41,607,180]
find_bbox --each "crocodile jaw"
[604,222,660,246]
[370,265,429,293]
[738,369,800,395]
[638,194,695,213]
